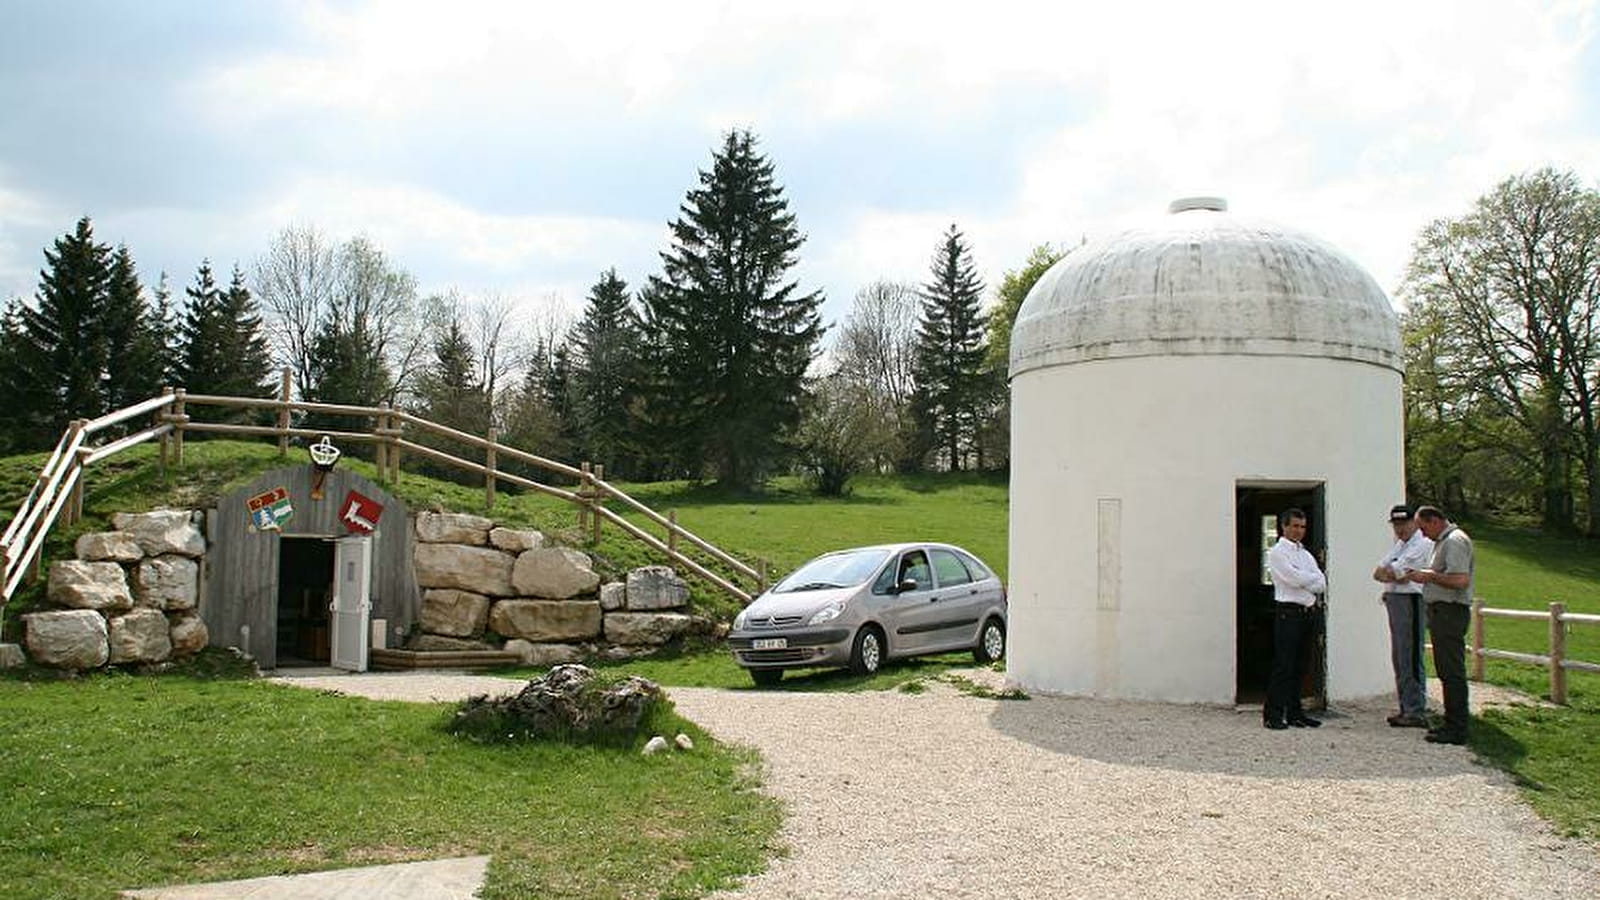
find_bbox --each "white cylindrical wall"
[1008,354,1403,704]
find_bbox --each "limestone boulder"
[503,640,584,668]
[512,547,599,599]
[112,509,205,558]
[489,527,545,552]
[603,612,695,646]
[415,511,493,545]
[420,589,491,637]
[414,544,515,596]
[75,531,144,563]
[490,599,602,642]
[133,555,199,610]
[48,560,133,611]
[168,615,209,656]
[23,609,109,669]
[408,634,498,652]
[624,566,690,611]
[598,581,626,612]
[108,608,173,664]
[0,643,25,669]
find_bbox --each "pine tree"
[0,299,34,453]
[911,224,988,471]
[174,260,224,391]
[641,129,823,488]
[570,268,642,472]
[102,245,169,413]
[17,216,112,436]
[174,262,273,422]
[415,314,489,434]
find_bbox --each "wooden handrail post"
[757,557,769,593]
[485,425,498,511]
[375,403,390,481]
[1550,601,1568,705]
[590,463,604,543]
[172,388,187,467]
[68,420,87,525]
[667,510,678,554]
[389,413,402,483]
[1470,598,1485,682]
[577,462,591,534]
[276,367,292,456]
[159,386,173,476]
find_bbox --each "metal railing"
[2,378,761,609]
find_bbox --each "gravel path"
[273,670,1600,899]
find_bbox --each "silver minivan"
[727,542,1007,686]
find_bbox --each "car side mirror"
[896,578,918,594]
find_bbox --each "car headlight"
[733,609,748,630]
[808,602,845,625]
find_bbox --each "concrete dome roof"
[1010,198,1402,378]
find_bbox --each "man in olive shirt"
[1410,505,1476,745]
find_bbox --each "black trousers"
[1427,601,1471,733]
[1265,603,1315,723]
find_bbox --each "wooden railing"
[1471,599,1600,705]
[2,379,762,608]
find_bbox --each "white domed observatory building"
[1007,197,1403,706]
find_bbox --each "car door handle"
[968,588,978,595]
[929,596,941,603]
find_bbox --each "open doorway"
[277,537,334,667]
[1235,482,1327,707]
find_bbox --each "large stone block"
[414,543,515,596]
[75,531,144,563]
[0,643,25,669]
[598,581,626,611]
[625,566,690,610]
[415,511,493,545]
[112,509,205,558]
[512,548,599,599]
[420,589,491,637]
[503,640,584,667]
[133,555,199,610]
[490,599,602,642]
[108,608,172,664]
[603,612,695,646]
[48,560,133,611]
[489,527,544,552]
[168,614,209,656]
[23,609,109,669]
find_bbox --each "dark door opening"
[1235,483,1327,707]
[277,537,334,667]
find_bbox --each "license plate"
[751,638,787,650]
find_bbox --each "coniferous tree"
[910,224,988,471]
[570,269,642,473]
[0,299,33,453]
[641,129,823,489]
[175,262,273,423]
[102,245,169,413]
[16,217,113,438]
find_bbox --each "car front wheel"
[973,617,1006,664]
[849,626,884,676]
[750,668,783,687]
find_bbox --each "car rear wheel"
[973,617,1006,664]
[849,626,884,676]
[750,668,783,687]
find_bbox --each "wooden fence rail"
[1471,599,1600,705]
[3,376,759,608]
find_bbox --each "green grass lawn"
[0,669,778,900]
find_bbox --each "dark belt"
[1276,603,1314,614]
[1382,591,1422,599]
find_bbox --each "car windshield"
[772,549,891,593]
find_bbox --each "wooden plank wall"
[205,465,419,668]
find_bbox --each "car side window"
[955,549,991,582]
[930,548,972,587]
[898,551,932,591]
[871,559,898,595]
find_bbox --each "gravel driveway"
[275,670,1600,899]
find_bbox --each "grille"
[746,614,805,628]
[737,648,819,664]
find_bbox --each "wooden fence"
[2,378,764,609]
[1471,599,1600,705]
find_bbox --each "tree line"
[0,130,1056,495]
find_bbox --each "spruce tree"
[17,216,112,436]
[0,299,35,452]
[911,224,988,471]
[102,245,169,413]
[571,268,642,472]
[175,262,273,422]
[641,129,823,488]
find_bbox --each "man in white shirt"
[1264,507,1326,730]
[1372,503,1434,727]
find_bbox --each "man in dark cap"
[1372,504,1433,727]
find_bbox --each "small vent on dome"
[1168,196,1228,214]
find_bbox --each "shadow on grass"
[1467,712,1534,785]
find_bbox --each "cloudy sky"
[2,0,1597,335]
